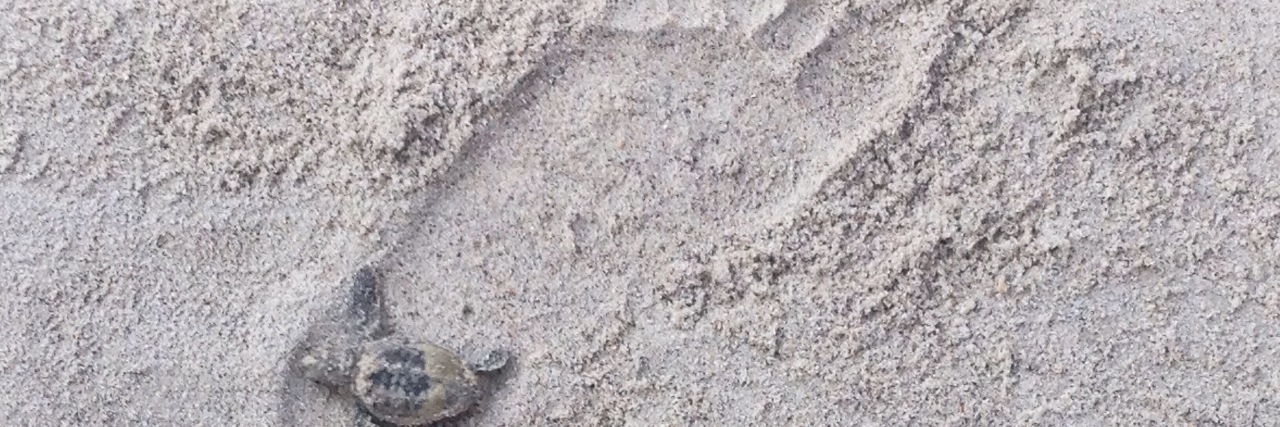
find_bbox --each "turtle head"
[468,348,511,374]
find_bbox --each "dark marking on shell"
[380,346,426,368]
[370,347,434,397]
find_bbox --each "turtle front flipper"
[348,265,394,340]
[293,264,394,390]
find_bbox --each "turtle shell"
[353,337,481,425]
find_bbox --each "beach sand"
[2,0,1279,425]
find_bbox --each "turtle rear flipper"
[292,319,362,389]
[354,408,401,427]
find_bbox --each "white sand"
[3,0,1279,425]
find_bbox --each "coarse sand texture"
[2,0,1279,425]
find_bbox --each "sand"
[2,0,1279,425]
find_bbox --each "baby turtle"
[292,266,509,426]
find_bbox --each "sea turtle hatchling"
[292,265,509,426]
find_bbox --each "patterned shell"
[353,337,482,425]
